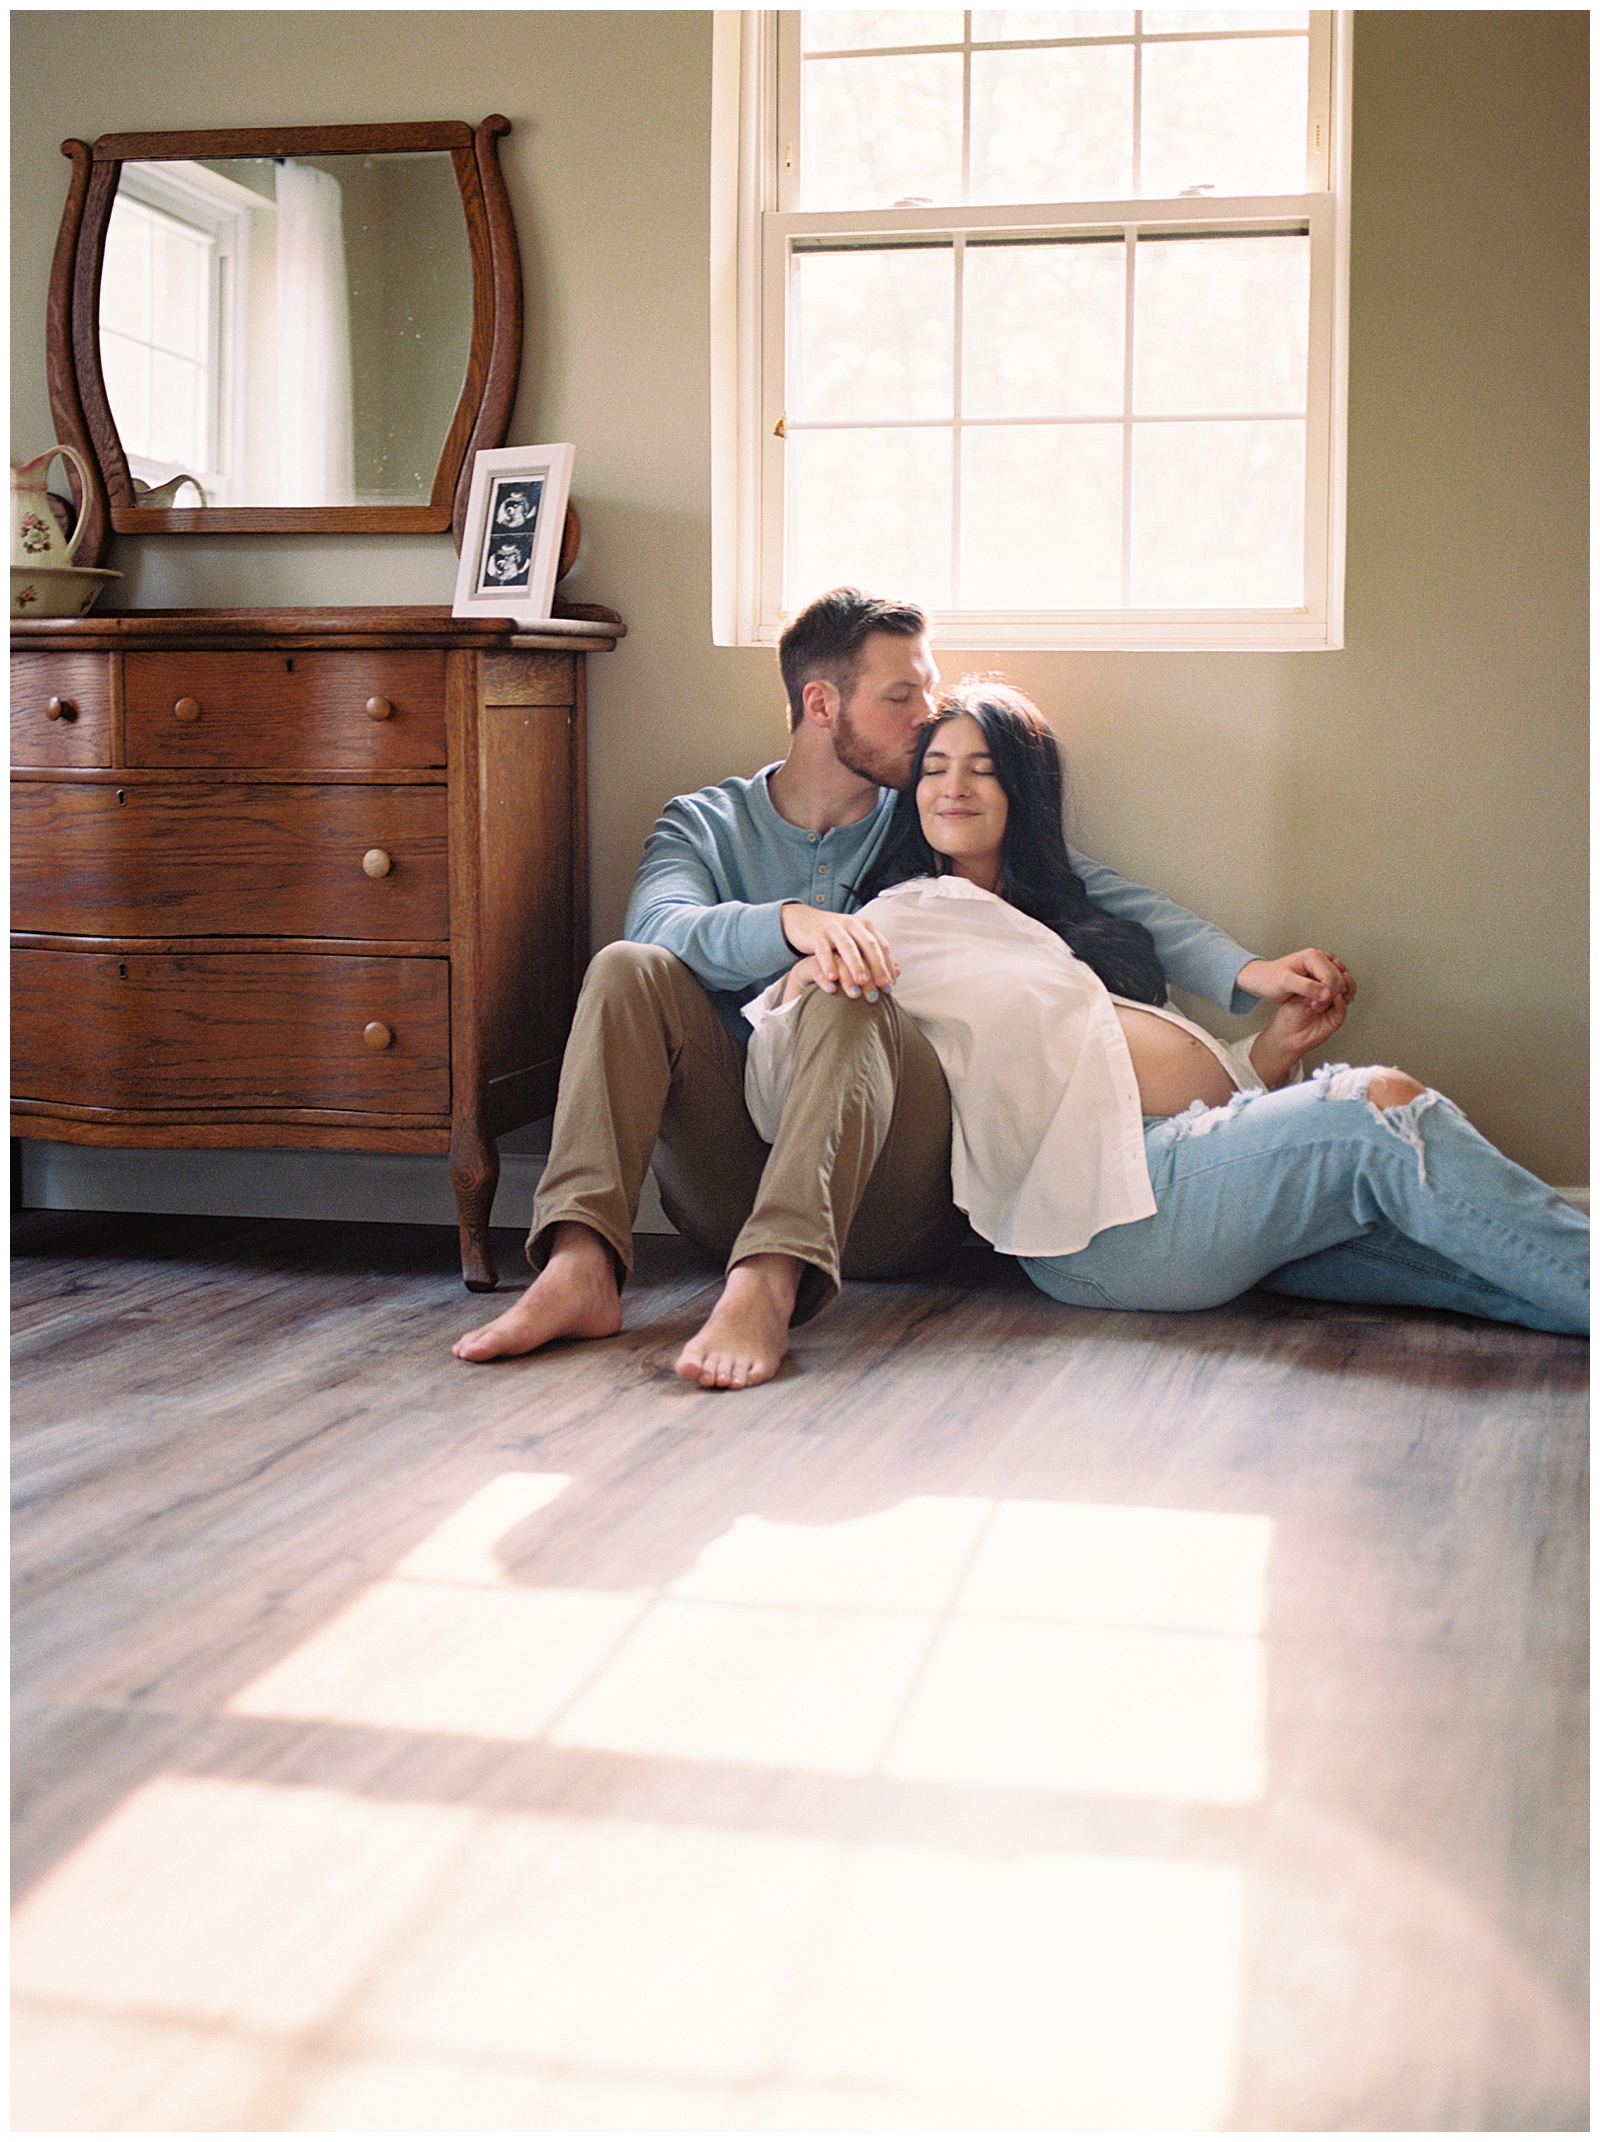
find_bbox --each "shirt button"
[807,833,817,844]
[817,863,828,875]
[814,893,826,905]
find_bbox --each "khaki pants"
[528,941,966,1323]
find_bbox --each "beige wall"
[11,10,1588,1183]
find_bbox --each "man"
[456,586,1348,1387]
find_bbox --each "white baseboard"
[16,1142,680,1233]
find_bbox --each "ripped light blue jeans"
[1020,1064,1589,1336]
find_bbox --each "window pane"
[794,246,953,422]
[147,350,206,469]
[1142,11,1309,32]
[1133,233,1307,414]
[787,428,952,610]
[801,10,962,52]
[972,11,1135,38]
[150,219,209,361]
[963,240,1125,418]
[1140,36,1309,197]
[101,203,154,342]
[801,53,964,208]
[971,45,1135,203]
[1130,420,1304,606]
[961,425,1123,608]
[99,333,152,458]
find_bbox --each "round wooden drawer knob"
[45,695,76,722]
[365,696,393,721]
[362,1021,394,1051]
[174,697,201,722]
[362,848,393,879]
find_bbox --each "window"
[712,10,1350,648]
[100,194,217,484]
[100,162,259,504]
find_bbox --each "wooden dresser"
[11,604,620,1288]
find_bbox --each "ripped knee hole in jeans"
[1160,1061,1441,1184]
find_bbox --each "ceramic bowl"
[11,564,122,619]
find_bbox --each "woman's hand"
[1237,948,1356,1013]
[780,954,827,1007]
[1249,986,1351,1088]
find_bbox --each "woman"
[746,683,1587,1336]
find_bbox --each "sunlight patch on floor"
[392,1471,572,1582]
[227,1475,1270,1804]
[883,1617,1266,1800]
[232,1580,650,1742]
[12,1776,1244,2131]
[8,1475,1282,2125]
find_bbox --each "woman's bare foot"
[453,1223,622,1362]
[675,1254,802,1390]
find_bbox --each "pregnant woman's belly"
[1115,1004,1238,1116]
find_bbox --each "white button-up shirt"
[743,875,1265,1258]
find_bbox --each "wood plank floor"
[11,1208,1588,2132]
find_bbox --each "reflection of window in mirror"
[98,151,473,514]
[100,161,261,503]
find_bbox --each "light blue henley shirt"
[623,762,1261,1036]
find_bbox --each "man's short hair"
[777,586,928,731]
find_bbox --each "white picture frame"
[452,443,575,624]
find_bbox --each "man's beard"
[832,704,916,789]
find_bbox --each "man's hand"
[1236,947,1355,1013]
[779,903,898,998]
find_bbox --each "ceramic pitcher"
[12,444,94,569]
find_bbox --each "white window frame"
[711,10,1352,651]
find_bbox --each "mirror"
[102,152,473,511]
[48,120,522,564]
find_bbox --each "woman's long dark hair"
[853,681,1168,1005]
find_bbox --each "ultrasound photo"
[479,533,535,591]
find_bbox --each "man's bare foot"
[453,1223,622,1362]
[675,1253,802,1390]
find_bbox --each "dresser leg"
[450,1128,500,1291]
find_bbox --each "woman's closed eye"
[922,754,996,778]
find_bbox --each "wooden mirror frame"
[47,117,522,569]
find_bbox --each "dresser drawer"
[13,947,450,1114]
[11,653,113,768]
[12,782,448,939]
[124,651,448,769]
